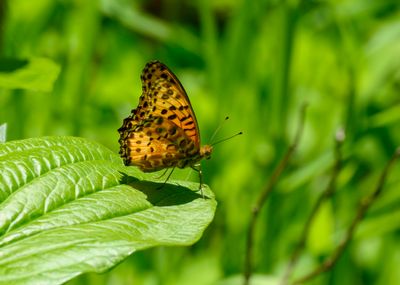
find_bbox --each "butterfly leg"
[157,167,175,190]
[156,168,170,179]
[191,164,204,198]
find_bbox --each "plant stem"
[243,103,308,285]
[291,147,400,285]
[280,128,345,285]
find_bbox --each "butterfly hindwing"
[122,116,196,171]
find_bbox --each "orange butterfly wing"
[118,61,209,172]
[140,61,201,145]
[119,116,196,171]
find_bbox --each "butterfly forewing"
[141,61,201,145]
[118,60,211,173]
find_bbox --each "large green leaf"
[0,136,216,285]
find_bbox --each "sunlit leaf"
[307,201,335,255]
[0,57,60,92]
[0,136,216,285]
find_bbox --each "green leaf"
[0,57,60,92]
[0,136,216,285]
[306,201,335,255]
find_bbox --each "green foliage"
[0,137,216,285]
[218,274,279,285]
[1,0,400,284]
[0,57,60,91]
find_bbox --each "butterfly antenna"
[211,131,243,146]
[209,116,229,144]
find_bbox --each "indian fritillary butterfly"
[118,61,212,191]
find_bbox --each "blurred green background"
[1,0,400,284]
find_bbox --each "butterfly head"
[200,145,213,160]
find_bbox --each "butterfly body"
[118,61,212,174]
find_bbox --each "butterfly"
[118,61,212,192]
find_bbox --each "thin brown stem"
[280,128,345,285]
[292,147,400,285]
[243,104,308,285]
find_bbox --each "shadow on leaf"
[119,172,207,206]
